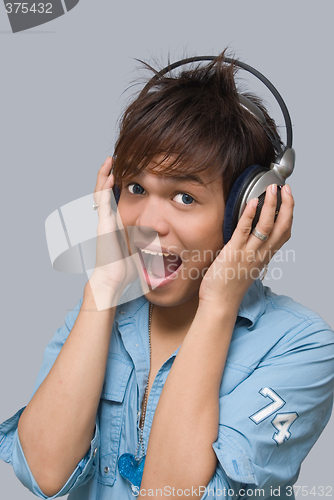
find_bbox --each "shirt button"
[104,466,109,474]
[93,447,98,458]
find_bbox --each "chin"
[144,282,201,308]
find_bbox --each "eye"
[127,183,145,195]
[173,193,195,205]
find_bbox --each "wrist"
[84,275,122,311]
[197,297,240,324]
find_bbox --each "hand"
[88,157,137,307]
[199,184,294,310]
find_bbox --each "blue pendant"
[118,453,146,494]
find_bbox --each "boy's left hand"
[199,183,294,310]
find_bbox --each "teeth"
[141,248,169,257]
[147,255,153,276]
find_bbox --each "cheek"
[203,209,225,250]
[117,197,135,227]
[181,231,223,270]
[187,217,224,252]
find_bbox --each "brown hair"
[113,51,281,202]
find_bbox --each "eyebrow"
[124,171,207,187]
[166,173,205,186]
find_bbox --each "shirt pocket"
[98,353,133,486]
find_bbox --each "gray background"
[0,1,333,498]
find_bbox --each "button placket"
[142,358,176,447]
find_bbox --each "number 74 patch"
[249,388,298,446]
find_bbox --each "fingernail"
[251,198,258,208]
[271,184,277,195]
[285,184,292,195]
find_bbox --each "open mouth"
[136,246,182,284]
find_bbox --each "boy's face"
[117,157,225,307]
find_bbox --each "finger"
[248,184,278,249]
[266,184,294,246]
[93,157,113,203]
[96,174,115,224]
[229,197,258,248]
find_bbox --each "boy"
[0,53,333,500]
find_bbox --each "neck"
[151,294,199,338]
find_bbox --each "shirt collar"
[115,278,265,328]
[237,278,266,327]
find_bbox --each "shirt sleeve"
[0,298,101,499]
[210,321,334,497]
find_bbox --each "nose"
[136,196,170,236]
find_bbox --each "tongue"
[151,254,181,278]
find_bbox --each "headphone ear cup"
[251,186,282,231]
[223,165,283,244]
[223,165,269,244]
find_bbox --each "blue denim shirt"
[1,280,334,499]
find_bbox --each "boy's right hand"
[88,157,137,308]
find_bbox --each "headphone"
[114,56,295,244]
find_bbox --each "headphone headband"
[142,55,293,152]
